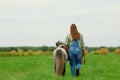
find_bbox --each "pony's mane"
[58,44,69,60]
[56,50,63,58]
[58,44,69,54]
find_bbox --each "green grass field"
[0,53,120,80]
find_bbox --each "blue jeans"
[69,52,82,76]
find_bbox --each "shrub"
[10,50,17,56]
[99,48,109,55]
[115,48,120,55]
[30,50,42,56]
[0,52,4,56]
[91,50,100,54]
[25,50,32,56]
[17,49,24,56]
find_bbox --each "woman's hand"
[82,50,86,57]
[82,50,86,64]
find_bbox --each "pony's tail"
[56,50,64,77]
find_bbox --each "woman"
[65,24,86,76]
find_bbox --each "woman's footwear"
[76,69,79,76]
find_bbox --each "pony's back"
[56,49,64,77]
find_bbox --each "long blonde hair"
[55,50,64,77]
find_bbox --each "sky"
[0,0,120,47]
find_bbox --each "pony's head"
[56,41,64,47]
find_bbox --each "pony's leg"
[62,63,66,76]
[54,63,56,73]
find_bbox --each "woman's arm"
[65,34,70,48]
[80,34,86,57]
[80,34,85,51]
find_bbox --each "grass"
[0,52,120,80]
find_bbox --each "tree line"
[0,46,55,52]
[0,46,119,52]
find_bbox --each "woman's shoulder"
[66,34,72,40]
[80,33,83,37]
[66,34,71,37]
